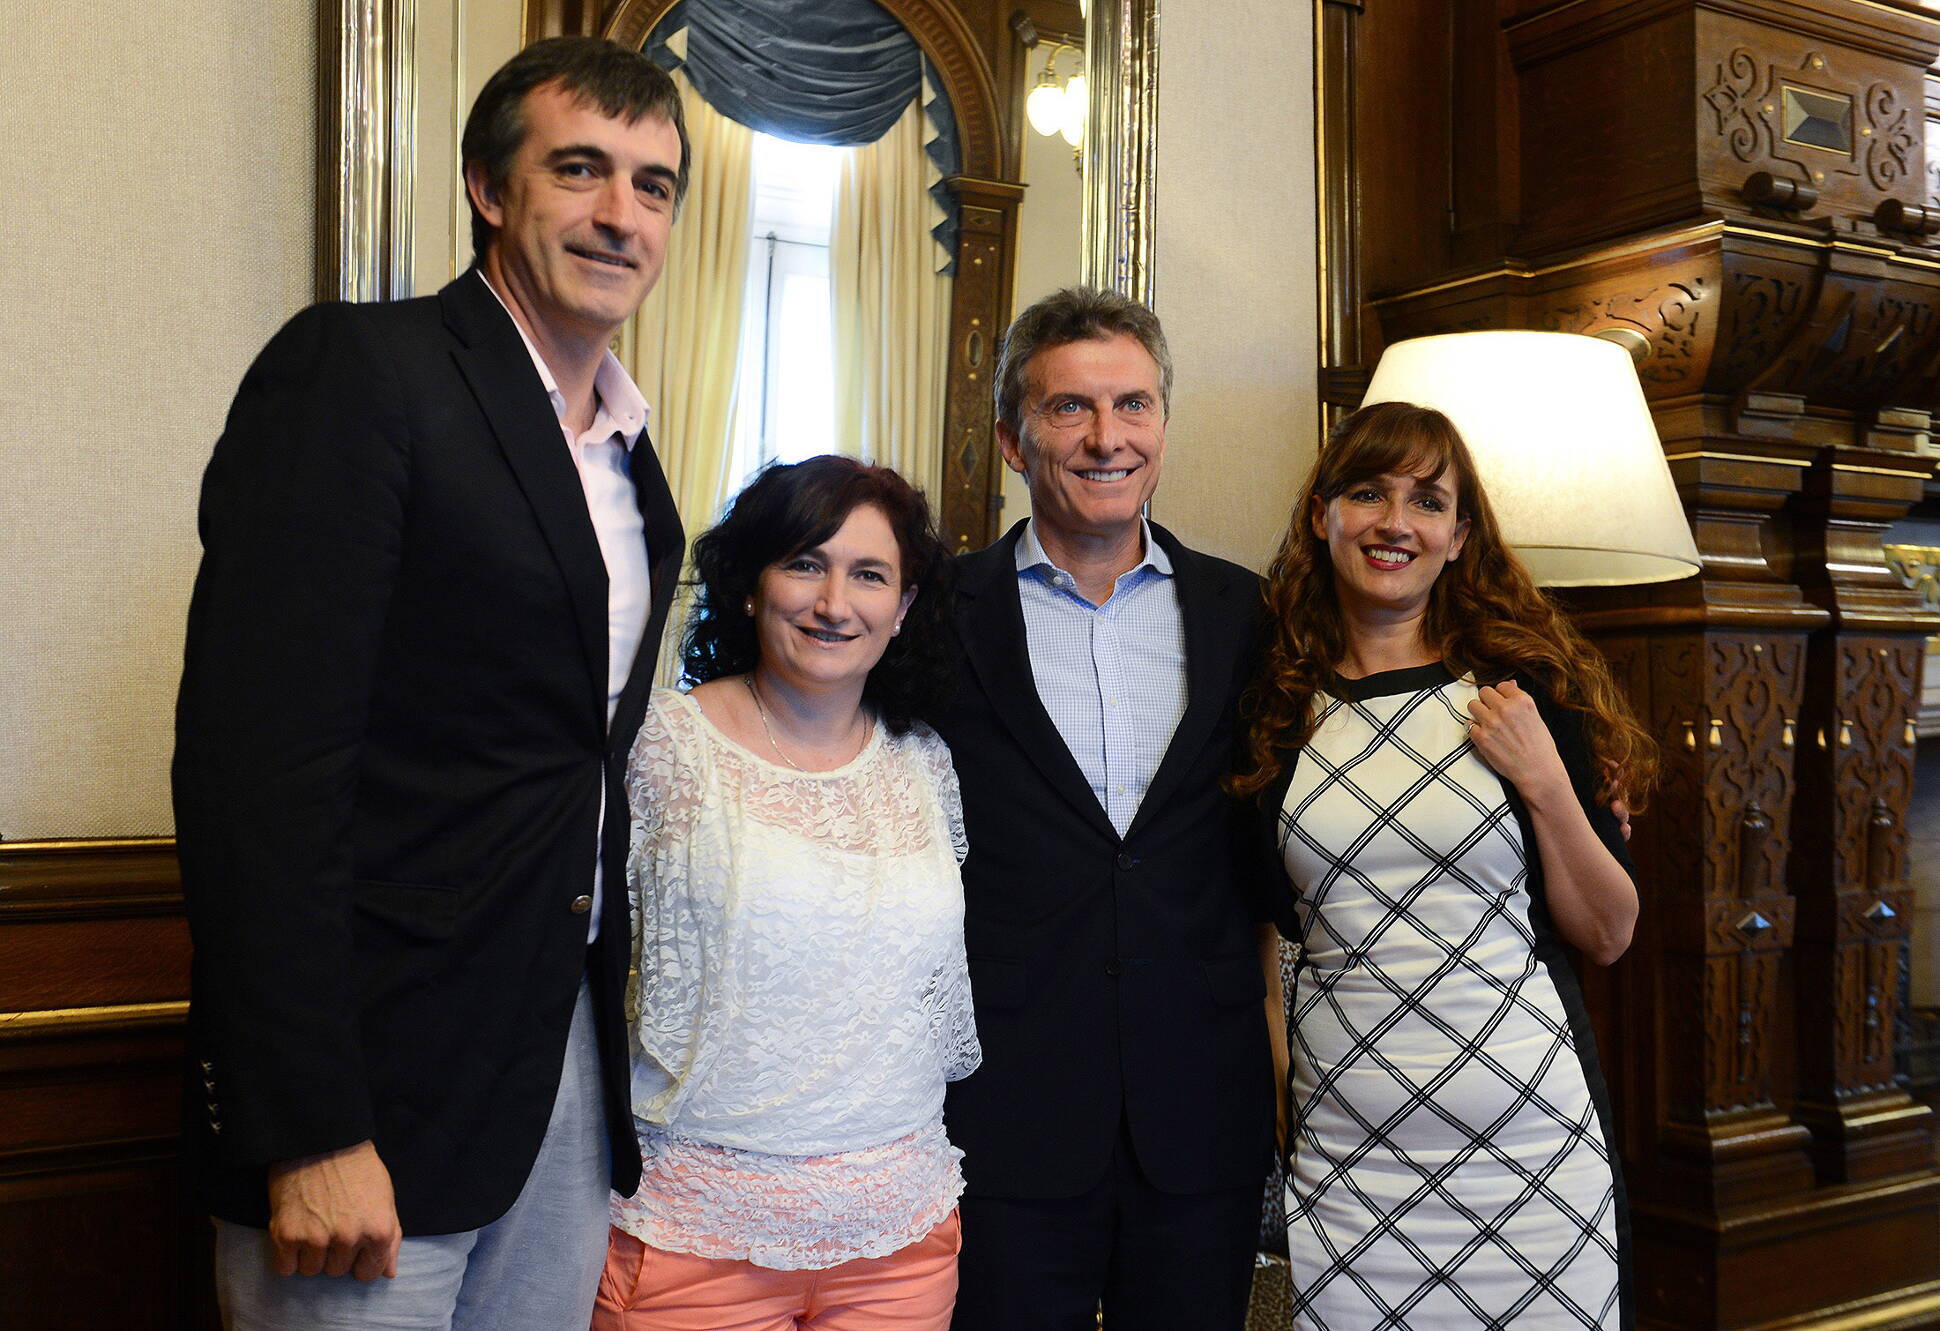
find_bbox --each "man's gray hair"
[993,286,1173,432]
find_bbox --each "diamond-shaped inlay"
[957,436,980,482]
[1864,899,1898,924]
[1737,910,1774,941]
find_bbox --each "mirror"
[329,0,1157,549]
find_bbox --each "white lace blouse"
[610,687,982,1269]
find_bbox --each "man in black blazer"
[938,288,1277,1329]
[174,38,688,1327]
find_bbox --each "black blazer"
[173,273,683,1233]
[933,521,1276,1198]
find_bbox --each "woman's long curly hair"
[682,455,954,735]
[1232,401,1656,806]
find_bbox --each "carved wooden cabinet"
[1325,0,1940,1326]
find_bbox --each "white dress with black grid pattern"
[1277,664,1620,1329]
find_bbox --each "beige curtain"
[617,69,755,683]
[830,92,952,502]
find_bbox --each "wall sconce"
[1362,331,1701,586]
[1026,42,1086,148]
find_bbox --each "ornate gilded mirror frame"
[316,0,419,302]
[1081,0,1159,305]
[320,0,1166,549]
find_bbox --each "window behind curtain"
[733,133,845,484]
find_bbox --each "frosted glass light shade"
[1026,80,1066,137]
[1362,331,1701,587]
[1060,74,1087,146]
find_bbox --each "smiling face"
[466,80,682,347]
[1312,467,1471,623]
[999,333,1167,550]
[751,503,918,698]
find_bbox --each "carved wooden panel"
[1713,258,1819,395]
[0,840,213,1328]
[1335,0,1940,1321]
[939,179,1022,552]
[1645,632,1806,1122]
[1693,8,1938,222]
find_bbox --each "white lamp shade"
[1361,331,1701,587]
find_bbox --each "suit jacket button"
[569,895,593,914]
[1115,852,1136,871]
[1105,957,1124,977]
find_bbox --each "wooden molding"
[0,837,182,921]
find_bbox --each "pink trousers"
[590,1211,961,1331]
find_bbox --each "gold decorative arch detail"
[595,0,1019,550]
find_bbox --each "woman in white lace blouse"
[592,456,980,1331]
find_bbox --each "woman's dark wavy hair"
[1232,401,1656,807]
[682,455,954,734]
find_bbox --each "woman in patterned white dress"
[592,456,980,1331]
[1235,403,1654,1330]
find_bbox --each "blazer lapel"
[442,275,609,724]
[956,527,1119,842]
[1125,524,1251,839]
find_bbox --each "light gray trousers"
[215,976,611,1331]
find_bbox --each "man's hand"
[266,1139,402,1281]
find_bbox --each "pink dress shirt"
[481,272,653,942]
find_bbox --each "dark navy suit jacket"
[934,520,1276,1198]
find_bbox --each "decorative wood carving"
[1338,1,1940,1323]
[1865,81,1922,191]
[939,177,1024,550]
[1702,47,1865,192]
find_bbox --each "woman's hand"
[1466,678,1638,965]
[1465,680,1569,802]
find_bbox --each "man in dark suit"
[938,287,1278,1330]
[173,37,687,1328]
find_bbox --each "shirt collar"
[1015,517,1173,580]
[476,270,650,449]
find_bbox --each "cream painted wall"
[1002,39,1087,534]
[0,2,316,839]
[1149,0,1318,574]
[0,1,1308,838]
[0,0,527,841]
[414,0,529,289]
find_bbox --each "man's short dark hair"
[994,286,1174,432]
[460,36,690,262]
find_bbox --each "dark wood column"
[940,174,1024,552]
[1329,1,1940,1325]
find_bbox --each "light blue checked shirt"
[1016,519,1190,836]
